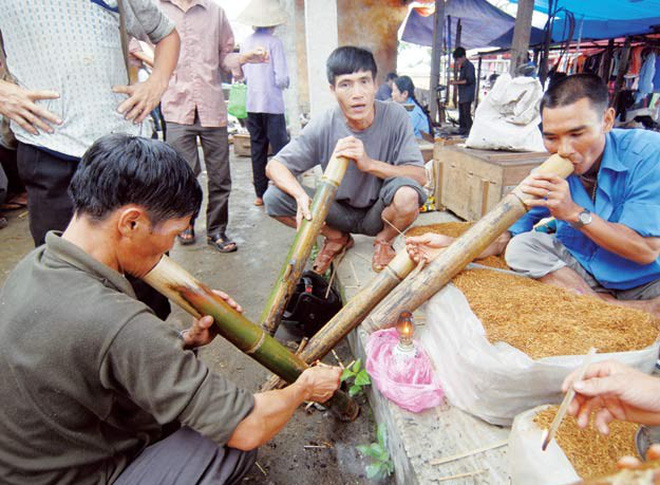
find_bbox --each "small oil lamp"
[393,310,417,359]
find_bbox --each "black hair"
[69,134,202,225]
[326,46,377,85]
[386,72,398,82]
[452,47,466,59]
[541,73,609,114]
[393,75,433,135]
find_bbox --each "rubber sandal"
[177,226,196,245]
[372,239,396,273]
[207,232,238,253]
[254,197,264,206]
[312,234,354,274]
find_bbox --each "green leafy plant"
[357,424,394,480]
[340,358,371,397]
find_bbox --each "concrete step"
[336,212,512,484]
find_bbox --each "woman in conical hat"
[238,0,290,206]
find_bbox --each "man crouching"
[0,134,340,485]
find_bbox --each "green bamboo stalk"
[362,154,575,332]
[143,256,359,421]
[261,155,350,335]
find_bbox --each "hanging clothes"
[637,51,656,102]
[628,46,644,75]
[652,52,660,92]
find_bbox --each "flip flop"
[207,232,238,253]
[372,239,396,273]
[312,234,354,274]
[177,226,196,245]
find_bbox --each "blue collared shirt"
[509,129,660,290]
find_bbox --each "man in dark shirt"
[0,134,341,485]
[450,47,476,135]
[375,72,397,101]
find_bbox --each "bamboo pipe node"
[245,331,267,356]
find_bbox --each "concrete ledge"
[337,212,512,484]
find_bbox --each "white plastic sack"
[466,73,545,152]
[418,284,659,426]
[509,405,580,485]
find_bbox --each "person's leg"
[199,126,235,252]
[16,142,79,246]
[246,112,269,201]
[263,184,359,273]
[505,231,602,296]
[362,177,426,271]
[167,122,201,244]
[114,427,257,485]
[265,113,289,155]
[465,101,473,132]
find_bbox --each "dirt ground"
[0,147,390,485]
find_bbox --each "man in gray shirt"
[0,134,341,485]
[264,46,427,273]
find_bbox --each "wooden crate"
[232,133,251,157]
[418,140,434,162]
[433,136,465,160]
[436,146,549,221]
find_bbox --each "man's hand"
[294,365,342,403]
[332,136,373,173]
[0,80,61,135]
[519,173,582,222]
[240,47,269,65]
[179,290,243,349]
[405,233,453,263]
[113,77,168,124]
[562,360,660,435]
[295,192,312,229]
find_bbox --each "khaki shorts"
[504,231,660,301]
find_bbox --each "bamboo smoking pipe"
[143,256,359,421]
[362,153,574,332]
[263,249,417,391]
[261,155,350,335]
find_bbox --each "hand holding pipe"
[143,255,359,421]
[362,154,574,333]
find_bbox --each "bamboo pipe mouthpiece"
[511,154,573,204]
[260,155,350,335]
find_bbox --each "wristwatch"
[569,209,593,229]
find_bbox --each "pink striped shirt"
[159,0,241,127]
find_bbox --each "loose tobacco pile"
[411,223,660,358]
[534,405,639,479]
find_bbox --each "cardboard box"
[435,146,548,221]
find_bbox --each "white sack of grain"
[508,405,579,485]
[418,284,659,426]
[466,73,545,152]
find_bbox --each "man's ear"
[602,107,616,133]
[329,83,336,95]
[117,207,146,238]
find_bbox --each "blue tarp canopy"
[510,0,660,41]
[401,0,546,50]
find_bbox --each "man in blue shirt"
[407,74,660,317]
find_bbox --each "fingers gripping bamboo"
[362,154,574,333]
[261,156,350,335]
[143,255,359,421]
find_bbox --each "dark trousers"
[246,112,288,198]
[115,427,257,485]
[167,116,231,235]
[458,101,473,134]
[0,144,23,199]
[16,142,171,320]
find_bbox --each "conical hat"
[236,0,288,27]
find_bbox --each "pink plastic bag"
[366,328,444,413]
